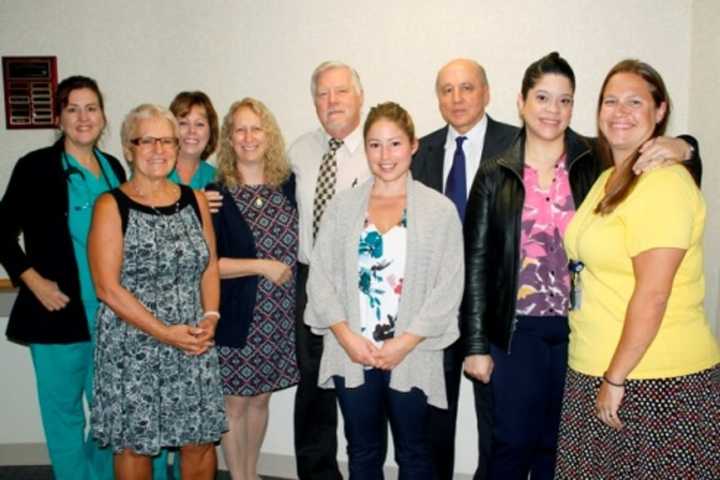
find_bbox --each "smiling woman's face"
[599,72,667,161]
[128,117,178,180]
[177,105,210,160]
[364,118,417,187]
[60,88,105,149]
[231,107,268,166]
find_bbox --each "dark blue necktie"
[445,136,467,220]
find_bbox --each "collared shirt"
[442,115,488,197]
[288,124,371,264]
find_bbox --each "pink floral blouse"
[516,155,575,316]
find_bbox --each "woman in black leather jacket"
[460,52,699,480]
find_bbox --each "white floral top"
[357,211,407,346]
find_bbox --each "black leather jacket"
[460,129,602,355]
[460,128,701,356]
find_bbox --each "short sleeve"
[620,167,699,257]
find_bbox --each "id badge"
[568,260,584,310]
[570,276,582,310]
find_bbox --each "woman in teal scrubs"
[0,76,125,480]
[168,91,219,189]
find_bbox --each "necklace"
[245,184,265,208]
[128,180,180,216]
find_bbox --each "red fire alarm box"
[3,56,58,129]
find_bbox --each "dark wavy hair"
[55,75,105,117]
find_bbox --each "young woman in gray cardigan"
[305,102,464,479]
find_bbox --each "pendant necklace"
[129,180,180,218]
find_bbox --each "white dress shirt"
[288,124,371,264]
[442,115,488,197]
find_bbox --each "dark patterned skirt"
[555,366,720,479]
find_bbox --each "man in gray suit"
[411,58,517,480]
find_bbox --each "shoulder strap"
[179,184,202,226]
[109,188,130,234]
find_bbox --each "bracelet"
[602,372,626,388]
[202,310,221,320]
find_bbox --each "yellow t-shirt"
[564,165,719,379]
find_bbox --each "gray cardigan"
[305,174,464,408]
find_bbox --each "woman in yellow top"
[556,59,720,478]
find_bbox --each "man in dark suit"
[411,58,517,480]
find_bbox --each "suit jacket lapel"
[481,116,506,161]
[425,126,447,192]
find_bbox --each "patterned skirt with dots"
[555,365,720,479]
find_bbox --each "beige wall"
[690,0,720,335]
[0,0,715,476]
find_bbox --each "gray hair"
[310,61,364,97]
[120,103,179,162]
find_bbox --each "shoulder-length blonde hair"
[216,98,290,188]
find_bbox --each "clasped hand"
[339,331,414,370]
[162,316,217,356]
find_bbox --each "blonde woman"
[208,98,299,480]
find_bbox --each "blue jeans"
[334,369,432,480]
[488,315,569,480]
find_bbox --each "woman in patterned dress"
[306,102,464,479]
[208,98,299,480]
[88,104,225,480]
[556,59,719,479]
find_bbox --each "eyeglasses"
[130,136,179,150]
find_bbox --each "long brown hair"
[595,60,670,215]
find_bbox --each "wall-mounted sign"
[3,56,58,129]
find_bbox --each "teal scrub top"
[168,160,216,189]
[65,150,121,325]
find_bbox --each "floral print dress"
[357,211,407,345]
[92,186,226,455]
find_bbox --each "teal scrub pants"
[30,341,113,480]
[152,449,181,479]
[31,343,181,480]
